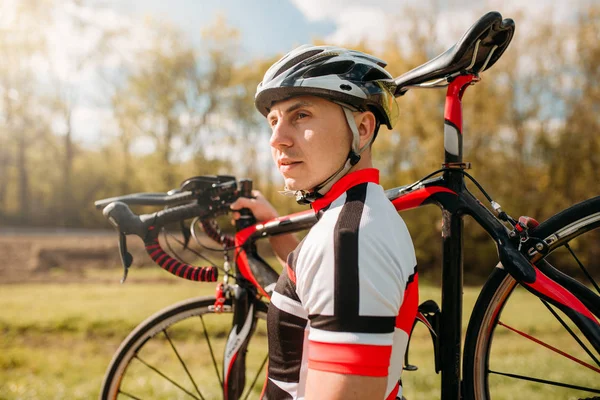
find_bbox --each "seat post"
[440,74,477,400]
[443,74,477,164]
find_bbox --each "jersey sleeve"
[295,197,415,377]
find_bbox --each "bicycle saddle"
[394,11,515,95]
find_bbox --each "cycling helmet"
[255,44,399,203]
[255,44,398,130]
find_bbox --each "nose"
[269,120,293,149]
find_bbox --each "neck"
[291,148,373,205]
[348,148,373,174]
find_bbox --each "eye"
[269,118,278,127]
[296,112,309,120]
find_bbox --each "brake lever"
[118,231,134,283]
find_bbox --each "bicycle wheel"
[100,296,268,400]
[464,196,600,400]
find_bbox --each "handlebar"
[94,191,195,209]
[145,237,218,282]
[95,175,244,283]
[102,201,214,239]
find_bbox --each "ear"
[355,111,377,149]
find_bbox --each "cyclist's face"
[268,96,352,191]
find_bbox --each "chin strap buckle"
[349,151,361,166]
[295,190,319,205]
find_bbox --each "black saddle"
[394,11,515,96]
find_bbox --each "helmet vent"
[340,84,352,91]
[302,60,354,78]
[273,49,323,79]
[362,68,390,82]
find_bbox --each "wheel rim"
[471,229,600,399]
[104,302,268,400]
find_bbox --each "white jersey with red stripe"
[263,168,418,400]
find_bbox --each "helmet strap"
[344,106,374,156]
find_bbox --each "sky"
[97,0,337,59]
[11,0,597,151]
[96,0,592,57]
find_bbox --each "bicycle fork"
[223,286,258,400]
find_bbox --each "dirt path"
[0,229,156,283]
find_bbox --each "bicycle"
[94,11,600,400]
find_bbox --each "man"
[231,45,417,400]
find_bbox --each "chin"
[283,179,308,192]
[284,181,300,191]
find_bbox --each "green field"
[0,269,598,400]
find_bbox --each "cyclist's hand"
[230,190,279,223]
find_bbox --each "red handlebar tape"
[200,220,235,248]
[145,238,218,282]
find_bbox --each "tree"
[0,0,54,223]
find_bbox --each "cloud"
[290,0,418,47]
[290,0,583,50]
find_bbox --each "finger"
[231,211,241,220]
[230,197,253,210]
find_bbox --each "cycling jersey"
[263,168,418,400]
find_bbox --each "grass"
[0,269,598,399]
[0,269,218,400]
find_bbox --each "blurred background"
[1,0,599,398]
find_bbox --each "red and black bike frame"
[230,75,600,400]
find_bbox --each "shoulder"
[295,182,415,305]
[298,181,415,263]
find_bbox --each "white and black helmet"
[255,44,398,130]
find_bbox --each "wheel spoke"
[200,314,223,387]
[540,299,600,367]
[488,369,600,394]
[134,355,201,400]
[118,390,144,400]
[566,243,600,295]
[464,202,600,398]
[498,321,600,373]
[243,352,269,400]
[102,298,251,400]
[163,329,206,400]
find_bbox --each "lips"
[278,159,302,173]
[278,157,300,166]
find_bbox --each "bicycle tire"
[463,196,600,399]
[99,296,268,400]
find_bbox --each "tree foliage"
[1,4,599,280]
